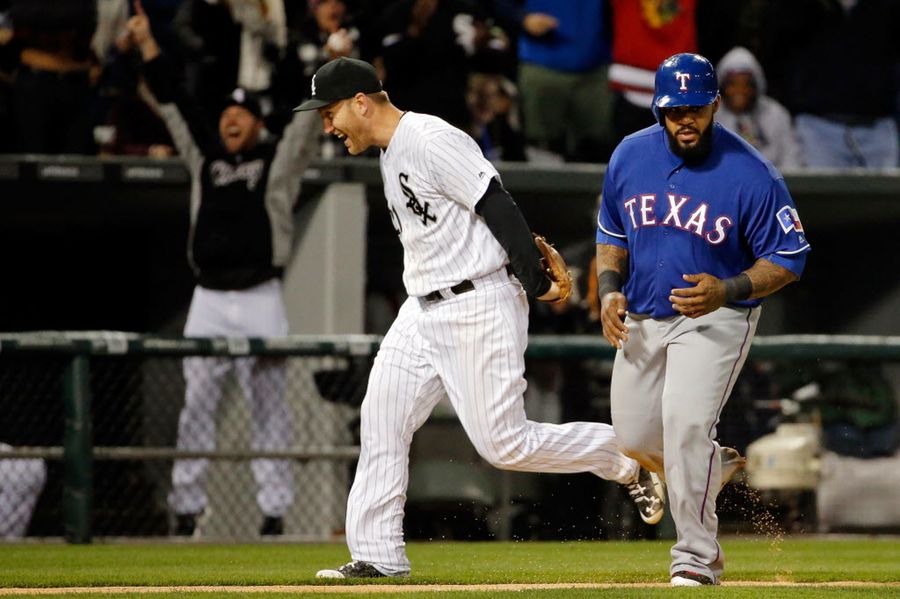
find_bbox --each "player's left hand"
[670,273,726,319]
[537,280,562,303]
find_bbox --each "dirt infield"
[2,582,900,595]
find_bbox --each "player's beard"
[666,122,714,164]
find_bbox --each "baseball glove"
[533,233,573,304]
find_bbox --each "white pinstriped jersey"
[334,114,641,578]
[380,112,505,297]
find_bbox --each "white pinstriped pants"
[168,279,294,518]
[0,444,46,539]
[347,269,638,574]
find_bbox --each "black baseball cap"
[293,57,383,112]
[224,88,263,119]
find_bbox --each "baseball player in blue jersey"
[596,54,810,587]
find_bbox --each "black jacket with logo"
[143,55,319,290]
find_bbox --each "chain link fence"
[1,333,899,542]
[0,333,375,541]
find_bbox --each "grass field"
[2,537,900,597]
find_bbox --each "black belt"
[421,265,513,303]
[423,279,474,302]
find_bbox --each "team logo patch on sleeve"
[777,206,804,233]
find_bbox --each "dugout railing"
[0,332,899,543]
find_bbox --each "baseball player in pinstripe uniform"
[596,54,811,586]
[128,5,320,537]
[295,57,664,579]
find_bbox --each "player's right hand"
[600,291,628,349]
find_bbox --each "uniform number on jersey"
[399,173,437,227]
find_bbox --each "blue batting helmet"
[651,53,719,124]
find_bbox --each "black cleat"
[174,513,198,537]
[626,467,666,525]
[260,516,284,536]
[671,570,718,586]
[315,560,405,579]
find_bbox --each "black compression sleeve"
[475,178,551,297]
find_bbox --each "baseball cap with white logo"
[224,87,263,119]
[293,57,383,112]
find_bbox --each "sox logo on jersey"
[336,110,642,577]
[399,173,437,226]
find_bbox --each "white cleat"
[671,571,717,586]
[671,575,703,587]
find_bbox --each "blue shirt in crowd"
[518,0,610,73]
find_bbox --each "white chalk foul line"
[2,581,900,595]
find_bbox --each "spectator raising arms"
[270,0,361,149]
[127,0,321,537]
[372,0,507,129]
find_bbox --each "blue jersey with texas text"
[596,123,810,318]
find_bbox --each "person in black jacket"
[9,0,97,153]
[127,1,320,537]
[372,0,509,129]
[757,0,898,168]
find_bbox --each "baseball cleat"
[720,446,747,491]
[315,560,406,579]
[626,467,666,525]
[260,516,284,536]
[174,514,197,537]
[173,509,209,538]
[671,570,718,586]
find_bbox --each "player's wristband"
[597,270,622,300]
[723,273,752,302]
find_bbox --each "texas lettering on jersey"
[399,172,438,226]
[622,192,733,245]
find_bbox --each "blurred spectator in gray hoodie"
[716,46,802,171]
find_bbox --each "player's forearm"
[743,258,798,299]
[596,243,628,275]
[595,243,629,297]
[475,178,551,297]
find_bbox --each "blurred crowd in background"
[0,0,898,542]
[0,0,897,169]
